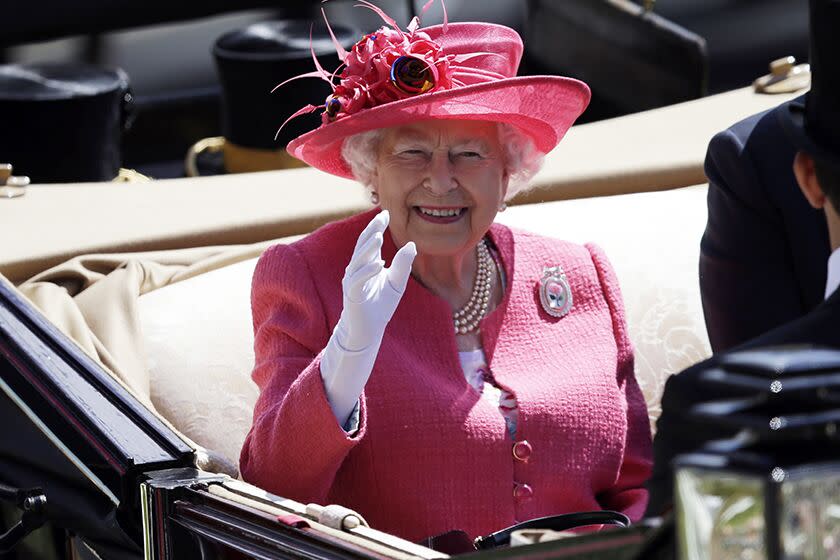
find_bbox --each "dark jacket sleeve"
[644,293,840,517]
[645,359,724,516]
[645,352,764,517]
[700,115,806,353]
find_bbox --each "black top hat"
[0,63,131,183]
[213,20,358,151]
[780,0,840,167]
[190,20,358,175]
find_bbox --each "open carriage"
[0,1,817,558]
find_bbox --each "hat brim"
[779,99,840,168]
[286,75,591,180]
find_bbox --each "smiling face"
[372,119,509,257]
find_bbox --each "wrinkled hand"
[336,210,416,352]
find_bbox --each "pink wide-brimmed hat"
[281,1,591,179]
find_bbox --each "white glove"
[320,210,416,427]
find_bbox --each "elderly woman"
[240,6,652,543]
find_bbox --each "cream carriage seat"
[137,185,713,469]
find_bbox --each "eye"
[456,151,484,159]
[397,149,429,158]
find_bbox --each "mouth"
[413,206,467,224]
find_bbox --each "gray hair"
[340,122,544,200]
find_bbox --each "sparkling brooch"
[539,266,573,318]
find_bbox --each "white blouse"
[458,348,519,439]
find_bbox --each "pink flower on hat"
[324,26,454,123]
[276,0,500,133]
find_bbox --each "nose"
[424,150,458,195]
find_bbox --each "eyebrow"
[391,137,433,151]
[390,137,493,152]
[452,139,492,152]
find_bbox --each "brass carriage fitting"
[0,164,30,199]
[754,56,811,94]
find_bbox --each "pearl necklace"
[453,239,494,334]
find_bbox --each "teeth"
[419,207,463,217]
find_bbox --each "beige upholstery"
[0,86,802,284]
[138,258,261,467]
[137,184,712,467]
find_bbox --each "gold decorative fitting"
[753,56,811,94]
[185,136,307,176]
[0,164,30,199]
[185,136,226,177]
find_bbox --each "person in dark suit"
[701,100,829,353]
[647,0,840,517]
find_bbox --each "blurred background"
[2,0,809,180]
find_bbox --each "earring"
[370,191,380,205]
[499,202,507,212]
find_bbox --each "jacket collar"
[381,220,515,370]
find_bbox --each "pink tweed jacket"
[240,209,653,542]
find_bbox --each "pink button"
[512,440,532,462]
[513,482,533,501]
